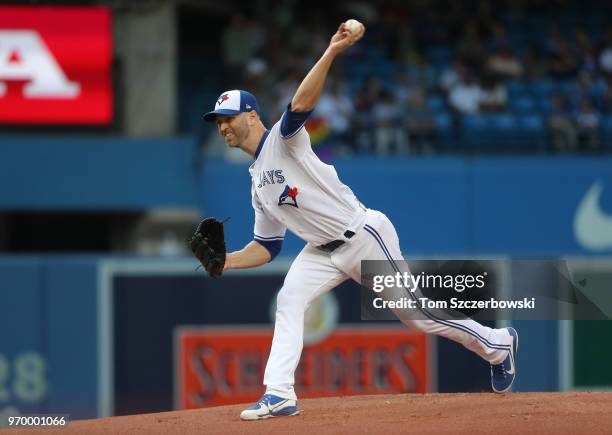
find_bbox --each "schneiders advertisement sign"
[0,6,112,124]
[175,326,429,408]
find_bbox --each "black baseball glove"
[189,217,227,277]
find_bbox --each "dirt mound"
[46,392,612,434]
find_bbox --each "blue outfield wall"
[0,135,609,257]
[0,256,99,419]
[200,156,612,257]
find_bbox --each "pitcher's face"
[216,113,249,148]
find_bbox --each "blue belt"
[317,230,355,253]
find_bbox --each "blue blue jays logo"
[278,185,299,208]
[217,93,229,105]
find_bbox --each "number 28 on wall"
[0,352,47,403]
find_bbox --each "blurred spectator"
[543,23,565,58]
[599,30,612,76]
[548,94,578,152]
[440,59,467,92]
[352,76,381,152]
[523,47,549,80]
[580,46,599,78]
[272,71,301,120]
[364,75,383,103]
[478,74,508,112]
[567,74,587,109]
[246,19,267,54]
[309,20,331,56]
[353,92,374,152]
[391,72,414,105]
[485,22,510,52]
[548,41,579,79]
[242,57,276,124]
[405,87,435,153]
[574,28,592,48]
[394,25,422,65]
[406,58,438,90]
[456,22,486,71]
[203,1,612,156]
[601,76,612,113]
[449,73,481,114]
[573,27,597,78]
[372,90,406,154]
[316,81,355,150]
[487,45,524,80]
[576,99,601,151]
[222,15,257,81]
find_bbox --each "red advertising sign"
[0,6,112,124]
[175,326,429,409]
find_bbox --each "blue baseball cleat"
[239,394,300,420]
[491,327,518,393]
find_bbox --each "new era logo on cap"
[203,90,260,122]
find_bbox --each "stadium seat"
[507,34,531,54]
[427,45,452,68]
[516,113,547,149]
[426,95,446,111]
[507,81,527,98]
[460,114,489,149]
[461,113,547,152]
[590,80,607,97]
[602,116,612,150]
[348,78,363,96]
[510,95,536,113]
[488,113,519,147]
[349,63,374,79]
[528,81,554,98]
[434,111,454,147]
[372,63,395,78]
[555,80,576,95]
[535,97,553,115]
[490,113,516,127]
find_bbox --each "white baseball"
[344,19,362,36]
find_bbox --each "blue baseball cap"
[203,90,260,122]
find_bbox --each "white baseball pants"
[264,209,513,400]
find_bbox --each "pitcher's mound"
[65,392,612,434]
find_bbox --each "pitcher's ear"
[247,111,259,125]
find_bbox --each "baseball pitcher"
[192,21,518,420]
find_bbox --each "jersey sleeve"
[280,102,313,139]
[252,190,286,261]
[277,103,313,157]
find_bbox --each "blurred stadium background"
[1,0,611,421]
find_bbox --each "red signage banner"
[175,326,429,409]
[0,6,112,124]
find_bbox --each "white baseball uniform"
[249,105,513,401]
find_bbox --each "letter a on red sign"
[0,7,112,124]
